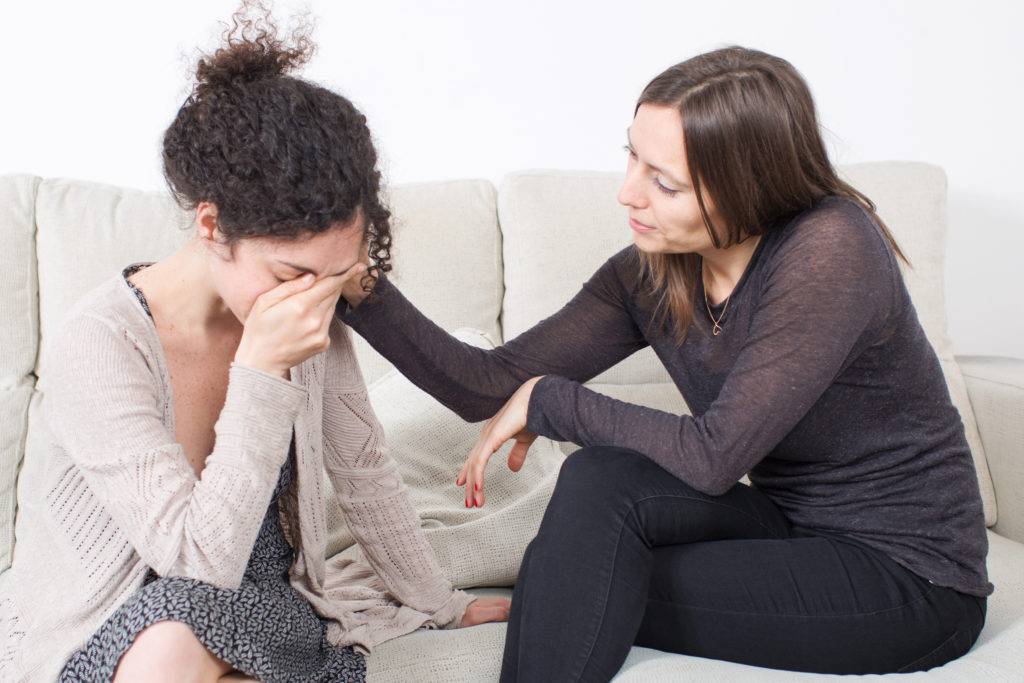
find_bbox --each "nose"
[617,164,647,210]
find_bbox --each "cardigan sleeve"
[336,246,648,422]
[320,320,477,628]
[43,313,307,590]
[525,202,901,495]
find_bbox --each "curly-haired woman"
[336,47,993,679]
[0,4,509,682]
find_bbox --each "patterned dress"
[57,263,366,682]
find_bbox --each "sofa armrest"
[956,355,1024,544]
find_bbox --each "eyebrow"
[625,127,689,188]
[277,260,358,278]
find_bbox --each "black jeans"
[499,446,986,682]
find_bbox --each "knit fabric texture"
[0,267,475,681]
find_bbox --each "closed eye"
[624,144,679,196]
[653,177,678,196]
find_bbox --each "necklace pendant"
[712,323,722,336]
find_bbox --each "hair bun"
[194,0,314,94]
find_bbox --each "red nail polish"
[474,482,479,491]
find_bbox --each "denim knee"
[551,446,645,505]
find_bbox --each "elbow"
[700,478,734,497]
[689,469,737,497]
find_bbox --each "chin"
[631,233,669,254]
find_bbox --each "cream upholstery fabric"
[32,178,193,379]
[497,165,996,525]
[327,328,566,587]
[0,175,39,382]
[0,175,39,573]
[958,355,1024,544]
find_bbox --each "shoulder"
[775,195,895,263]
[43,274,160,388]
[761,195,902,318]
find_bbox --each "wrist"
[233,352,288,379]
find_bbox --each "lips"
[629,217,656,233]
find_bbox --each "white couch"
[1,163,1021,680]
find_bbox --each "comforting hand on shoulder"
[456,376,546,508]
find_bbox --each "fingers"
[459,597,511,628]
[471,441,492,506]
[456,448,485,508]
[254,272,315,310]
[507,440,531,472]
[299,272,349,307]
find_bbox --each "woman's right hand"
[234,272,351,378]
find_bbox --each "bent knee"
[554,445,649,496]
[115,620,228,682]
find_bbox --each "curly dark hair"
[161,0,391,295]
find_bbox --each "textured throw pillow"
[324,327,566,587]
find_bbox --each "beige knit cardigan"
[0,272,476,681]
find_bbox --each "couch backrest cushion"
[30,177,504,386]
[497,163,996,525]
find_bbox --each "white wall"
[3,0,1021,357]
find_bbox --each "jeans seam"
[571,492,784,681]
[570,511,633,683]
[895,627,961,673]
[645,581,937,619]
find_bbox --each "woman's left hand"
[457,596,512,627]
[456,376,545,508]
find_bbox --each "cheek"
[653,194,704,236]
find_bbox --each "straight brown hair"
[634,46,910,345]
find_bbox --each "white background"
[3,0,1021,357]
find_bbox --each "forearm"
[338,268,647,423]
[325,456,474,625]
[339,274,552,421]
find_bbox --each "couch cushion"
[0,175,40,384]
[497,164,995,525]
[0,386,32,574]
[0,174,41,574]
[366,530,1024,681]
[31,177,504,386]
[326,327,565,587]
[32,177,194,380]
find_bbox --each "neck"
[698,233,762,305]
[142,238,241,337]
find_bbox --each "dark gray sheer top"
[337,195,993,597]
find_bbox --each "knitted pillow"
[324,327,566,588]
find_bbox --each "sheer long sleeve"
[321,320,476,628]
[43,314,306,590]
[525,203,900,495]
[336,247,648,422]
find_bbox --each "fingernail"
[474,482,479,491]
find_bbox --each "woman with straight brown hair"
[337,46,992,679]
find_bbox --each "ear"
[195,201,219,241]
